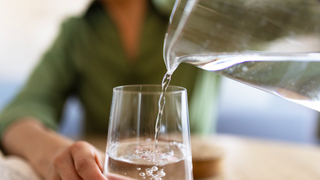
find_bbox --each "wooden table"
[200,135,320,180]
[86,134,320,180]
[1,134,319,180]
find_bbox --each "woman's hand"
[2,119,108,180]
[48,141,135,180]
[2,119,133,180]
[48,141,107,180]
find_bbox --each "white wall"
[0,0,91,83]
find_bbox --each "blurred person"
[0,0,219,180]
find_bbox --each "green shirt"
[0,1,210,137]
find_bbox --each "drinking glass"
[103,85,193,180]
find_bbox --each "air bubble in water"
[137,168,141,170]
[157,170,166,177]
[151,166,158,171]
[145,168,153,176]
[139,172,145,176]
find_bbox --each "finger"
[53,148,82,180]
[70,141,107,180]
[49,171,62,180]
[95,150,105,172]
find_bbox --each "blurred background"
[0,0,319,144]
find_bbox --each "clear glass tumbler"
[103,85,193,180]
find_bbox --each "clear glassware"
[164,0,320,112]
[103,85,193,180]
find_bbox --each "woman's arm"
[2,119,107,180]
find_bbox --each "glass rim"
[113,84,186,94]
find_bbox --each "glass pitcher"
[164,0,320,112]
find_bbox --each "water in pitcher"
[172,52,320,112]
